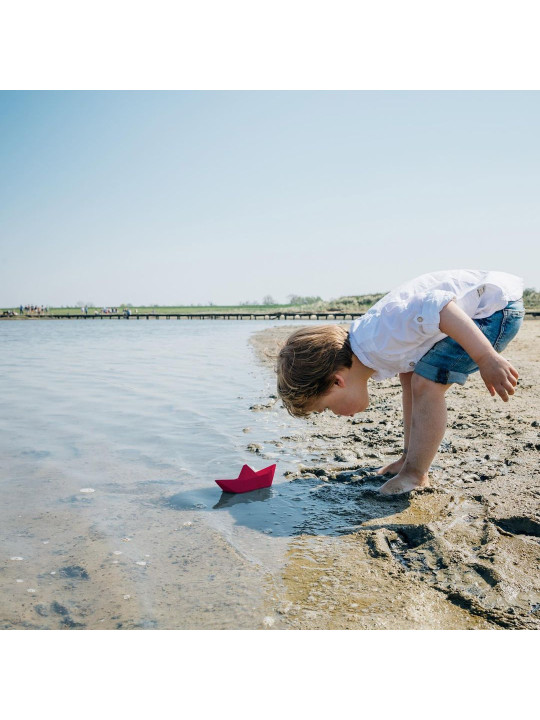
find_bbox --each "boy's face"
[313,389,358,417]
[311,362,370,417]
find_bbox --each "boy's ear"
[333,373,346,388]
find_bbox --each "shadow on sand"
[164,467,410,537]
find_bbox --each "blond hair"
[276,325,352,418]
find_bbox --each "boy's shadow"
[164,467,410,537]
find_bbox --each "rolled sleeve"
[417,290,456,334]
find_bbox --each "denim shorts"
[414,299,525,385]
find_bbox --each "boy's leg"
[379,374,452,495]
[376,372,413,476]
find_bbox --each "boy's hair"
[276,325,353,418]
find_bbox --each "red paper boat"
[215,464,276,494]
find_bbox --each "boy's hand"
[477,351,519,402]
[438,302,519,402]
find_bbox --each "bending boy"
[276,270,524,495]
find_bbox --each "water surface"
[0,318,340,629]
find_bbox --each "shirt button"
[417,316,423,322]
[409,361,416,367]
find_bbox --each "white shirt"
[349,269,523,381]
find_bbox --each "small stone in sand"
[113,551,123,555]
[136,561,147,566]
[123,594,131,600]
[42,541,50,544]
[262,616,275,628]
[10,556,24,561]
[27,588,36,593]
[122,537,131,542]
[80,488,95,493]
[16,579,23,583]
[50,571,56,575]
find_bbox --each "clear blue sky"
[1,91,539,306]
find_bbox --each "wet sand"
[250,318,540,629]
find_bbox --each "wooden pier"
[44,311,368,321]
[7,311,540,321]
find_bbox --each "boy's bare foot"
[378,471,430,495]
[375,454,406,476]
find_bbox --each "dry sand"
[250,318,540,629]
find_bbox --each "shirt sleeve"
[416,290,456,335]
[352,288,458,361]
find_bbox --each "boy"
[276,270,524,495]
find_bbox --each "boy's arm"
[438,300,519,402]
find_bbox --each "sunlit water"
[0,318,346,629]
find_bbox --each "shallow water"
[0,318,346,629]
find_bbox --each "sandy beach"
[249,318,540,629]
[2,318,538,630]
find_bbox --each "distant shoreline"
[3,291,540,320]
[0,311,365,322]
[0,294,385,319]
[3,309,540,321]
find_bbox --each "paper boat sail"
[215,464,276,494]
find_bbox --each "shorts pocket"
[494,311,523,352]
